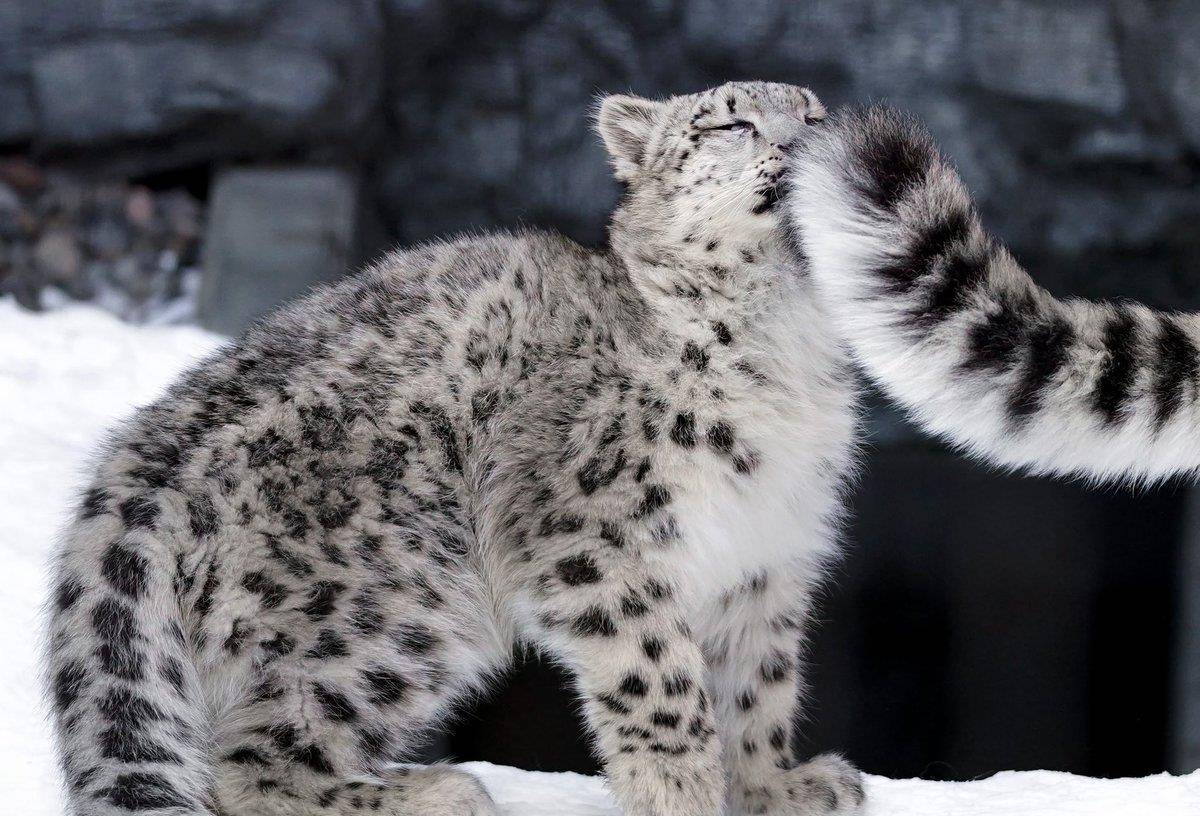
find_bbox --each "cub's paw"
[733,753,865,816]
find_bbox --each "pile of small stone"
[0,157,204,324]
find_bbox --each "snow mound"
[1,299,1196,815]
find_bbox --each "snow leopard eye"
[705,120,757,136]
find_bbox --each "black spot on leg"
[101,542,148,600]
[597,693,631,715]
[392,622,438,654]
[600,521,626,548]
[662,673,693,696]
[100,772,191,811]
[160,657,186,696]
[634,458,651,482]
[92,597,144,680]
[187,494,219,538]
[571,606,617,637]
[357,726,391,760]
[293,743,335,775]
[759,650,791,684]
[54,577,84,612]
[80,487,110,519]
[681,342,709,371]
[650,710,681,729]
[670,413,696,447]
[706,421,735,455]
[52,661,89,712]
[620,674,648,697]
[644,579,671,601]
[620,591,650,618]
[642,637,665,662]
[363,667,410,706]
[769,725,788,751]
[577,449,627,495]
[262,631,297,660]
[223,618,250,655]
[712,321,733,345]
[349,593,385,636]
[306,629,349,659]
[119,495,159,529]
[241,572,288,609]
[301,581,345,620]
[225,746,270,766]
[633,485,671,518]
[99,721,182,765]
[556,553,603,585]
[737,690,757,711]
[314,683,359,723]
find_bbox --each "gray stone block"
[199,168,358,336]
[31,40,340,146]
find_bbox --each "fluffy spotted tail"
[45,499,214,815]
[789,106,1200,485]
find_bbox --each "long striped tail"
[788,106,1200,485]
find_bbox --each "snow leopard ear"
[596,94,665,181]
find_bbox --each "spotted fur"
[789,106,1200,486]
[45,82,862,816]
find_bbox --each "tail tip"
[821,105,942,213]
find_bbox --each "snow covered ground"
[1,298,1196,815]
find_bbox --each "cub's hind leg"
[210,603,507,816]
[198,543,509,815]
[700,567,864,816]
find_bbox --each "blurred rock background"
[2,0,1200,321]
[2,0,1197,781]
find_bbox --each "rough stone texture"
[4,0,381,173]
[198,167,357,335]
[1,0,1199,311]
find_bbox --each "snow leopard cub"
[46,81,864,816]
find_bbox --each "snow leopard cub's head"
[597,81,824,261]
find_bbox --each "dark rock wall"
[5,1,1199,308]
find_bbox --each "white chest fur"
[647,286,858,610]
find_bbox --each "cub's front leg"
[529,533,725,816]
[700,566,865,816]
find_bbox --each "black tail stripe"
[853,121,935,211]
[912,245,990,327]
[961,292,1038,373]
[1092,307,1139,425]
[1151,316,1198,428]
[876,209,971,295]
[1007,315,1075,423]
